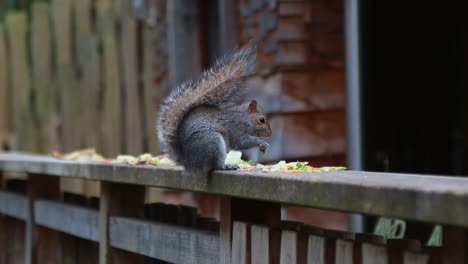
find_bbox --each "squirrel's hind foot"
[222,164,240,170]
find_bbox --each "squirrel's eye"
[259,116,265,124]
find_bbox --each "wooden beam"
[25,174,61,264]
[0,190,27,220]
[34,200,99,241]
[3,153,468,228]
[99,182,144,264]
[109,216,219,263]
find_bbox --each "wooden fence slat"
[307,235,325,264]
[403,252,429,264]
[98,2,122,157]
[280,230,297,264]
[52,0,80,152]
[31,2,54,153]
[142,26,158,154]
[251,225,269,264]
[120,0,142,155]
[361,243,388,264]
[0,26,9,149]
[334,239,353,264]
[231,221,250,264]
[220,197,233,264]
[5,12,36,152]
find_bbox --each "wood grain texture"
[0,190,27,220]
[403,252,429,264]
[2,153,468,228]
[97,1,122,156]
[99,182,144,264]
[5,12,36,151]
[52,0,81,152]
[334,239,353,264]
[231,221,250,264]
[34,200,99,241]
[120,1,142,155]
[220,197,232,264]
[110,216,219,263]
[307,235,325,264]
[361,243,388,264]
[251,225,269,264]
[31,2,53,153]
[280,230,297,264]
[25,174,61,264]
[0,27,9,148]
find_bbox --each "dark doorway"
[361,0,468,175]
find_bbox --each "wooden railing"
[0,152,467,263]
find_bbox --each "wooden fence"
[0,0,161,157]
[0,152,467,263]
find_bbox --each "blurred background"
[0,0,467,232]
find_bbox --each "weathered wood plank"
[142,26,158,154]
[31,2,54,153]
[0,26,9,149]
[334,239,353,264]
[361,243,387,264]
[120,0,142,155]
[251,225,270,264]
[109,216,219,263]
[403,252,429,264]
[307,235,325,264]
[34,200,99,241]
[97,1,122,156]
[2,153,468,228]
[25,174,61,264]
[99,182,144,264]
[52,0,80,152]
[167,0,202,87]
[231,221,250,264]
[0,190,27,220]
[280,230,297,264]
[5,12,36,151]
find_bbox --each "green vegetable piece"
[320,166,347,172]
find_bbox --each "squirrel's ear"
[247,100,257,113]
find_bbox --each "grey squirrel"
[157,45,272,175]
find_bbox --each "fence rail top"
[1,152,468,227]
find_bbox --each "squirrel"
[157,45,272,175]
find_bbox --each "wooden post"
[99,182,145,264]
[25,174,61,264]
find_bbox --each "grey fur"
[157,45,271,175]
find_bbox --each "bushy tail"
[157,44,256,156]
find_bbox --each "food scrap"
[224,151,346,173]
[52,149,346,173]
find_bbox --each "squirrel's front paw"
[259,142,269,153]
